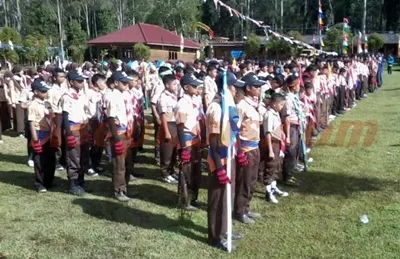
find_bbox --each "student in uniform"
[206,72,245,251]
[234,73,263,224]
[86,73,107,176]
[176,74,204,211]
[48,67,68,171]
[281,75,302,187]
[104,71,134,202]
[61,71,91,196]
[157,74,179,184]
[28,79,56,193]
[203,65,218,111]
[262,93,288,203]
[150,66,171,165]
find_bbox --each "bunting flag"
[8,40,14,50]
[342,18,349,55]
[318,0,325,31]
[180,32,184,53]
[364,34,368,53]
[357,31,363,54]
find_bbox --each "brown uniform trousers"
[160,122,178,178]
[234,148,260,215]
[12,103,25,133]
[33,141,56,188]
[305,117,315,148]
[66,126,90,185]
[207,160,236,245]
[261,140,281,186]
[111,133,133,193]
[179,145,201,206]
[320,96,328,127]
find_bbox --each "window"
[168,51,178,60]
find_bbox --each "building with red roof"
[88,23,201,62]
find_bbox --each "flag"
[318,1,325,31]
[180,32,184,53]
[320,37,325,47]
[397,37,400,58]
[8,40,13,50]
[364,34,368,53]
[357,31,363,54]
[220,71,239,253]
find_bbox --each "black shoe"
[69,184,86,196]
[234,214,255,224]
[37,185,47,193]
[247,211,262,219]
[191,201,207,208]
[55,164,65,171]
[222,232,243,241]
[212,240,236,252]
[284,177,301,187]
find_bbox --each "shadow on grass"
[72,198,207,243]
[0,170,69,192]
[293,171,399,197]
[381,87,400,92]
[0,152,28,165]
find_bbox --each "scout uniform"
[86,85,107,174]
[281,80,302,186]
[61,71,91,195]
[176,74,203,210]
[150,73,165,163]
[234,74,263,222]
[262,103,288,203]
[28,79,56,192]
[157,89,179,183]
[48,69,68,170]
[206,72,245,251]
[203,74,218,109]
[131,86,145,160]
[104,71,134,201]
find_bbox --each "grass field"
[1,70,400,259]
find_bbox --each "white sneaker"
[163,175,178,184]
[87,168,99,177]
[307,157,314,163]
[267,192,279,204]
[27,160,34,167]
[279,150,285,158]
[274,187,289,197]
[19,134,25,138]
[329,115,336,119]
[306,148,311,154]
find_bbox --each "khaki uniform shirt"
[61,88,89,124]
[237,96,261,151]
[203,75,217,108]
[157,90,178,122]
[263,108,283,141]
[104,89,128,127]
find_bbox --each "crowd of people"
[0,53,388,251]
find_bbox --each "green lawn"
[1,71,400,259]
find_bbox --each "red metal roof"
[88,23,201,49]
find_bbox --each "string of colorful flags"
[208,0,337,55]
[318,0,325,47]
[343,18,349,55]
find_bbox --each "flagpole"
[223,71,233,253]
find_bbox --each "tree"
[66,20,88,62]
[266,36,293,58]
[22,34,49,66]
[243,33,261,58]
[286,31,304,42]
[368,33,386,52]
[133,43,151,61]
[0,27,21,63]
[324,24,353,53]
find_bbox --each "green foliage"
[22,35,49,65]
[0,27,21,63]
[324,24,353,53]
[97,9,118,36]
[133,43,151,61]
[266,37,293,58]
[66,20,87,62]
[368,33,386,52]
[243,34,261,57]
[286,31,304,42]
